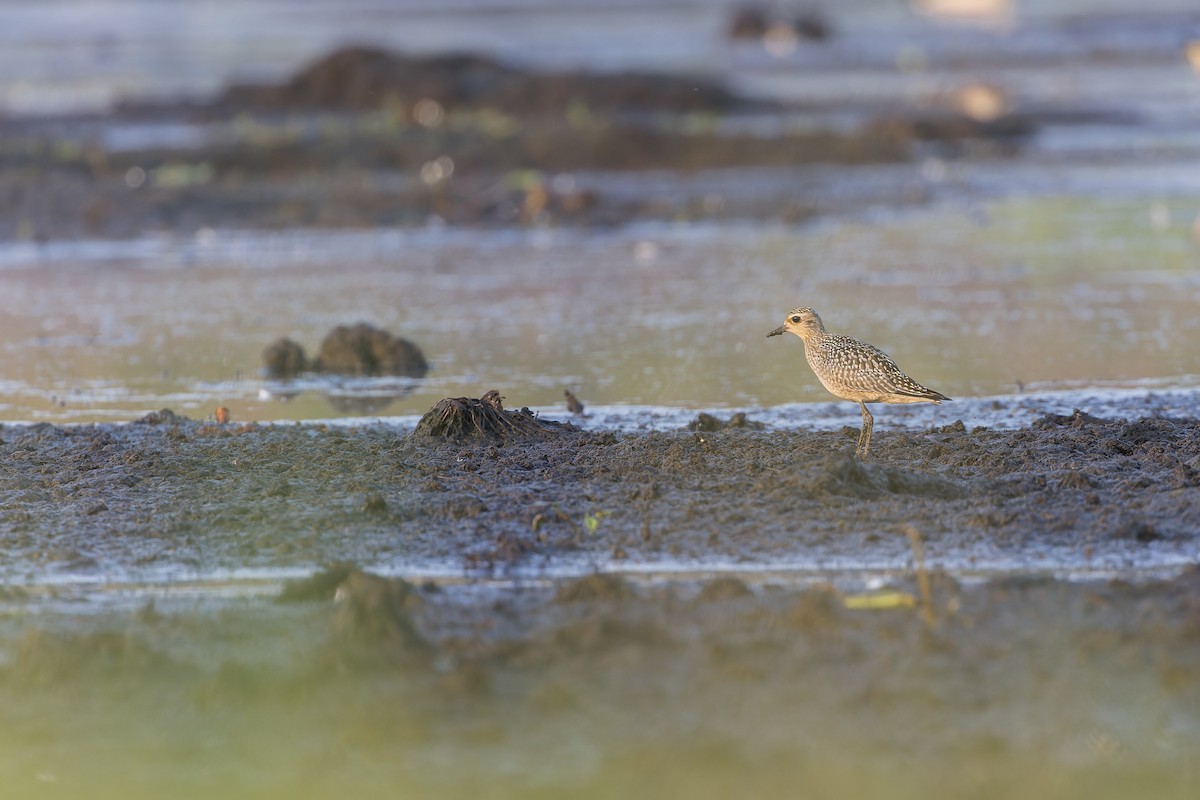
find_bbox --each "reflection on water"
[263,375,425,416]
[0,195,1197,423]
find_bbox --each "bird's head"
[767,307,825,341]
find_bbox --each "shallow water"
[2,568,1199,800]
[2,194,1198,424]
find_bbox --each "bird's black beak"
[766,325,785,338]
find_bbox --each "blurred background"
[1,0,1199,423]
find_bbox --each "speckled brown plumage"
[768,306,950,457]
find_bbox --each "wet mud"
[1,411,1198,795]
[0,43,1052,241]
[0,409,1195,579]
[202,47,753,117]
[263,323,428,379]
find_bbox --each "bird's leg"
[856,401,873,458]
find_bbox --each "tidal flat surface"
[2,1,1200,797]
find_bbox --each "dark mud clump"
[133,408,187,426]
[262,323,428,379]
[1032,408,1108,429]
[413,390,579,440]
[727,6,832,43]
[313,323,428,377]
[687,411,765,432]
[262,337,309,378]
[210,46,750,116]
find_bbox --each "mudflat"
[1,409,1197,797]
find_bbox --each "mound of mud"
[215,45,748,116]
[262,337,309,378]
[812,453,964,500]
[414,390,580,440]
[314,323,429,377]
[262,323,428,379]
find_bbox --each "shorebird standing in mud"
[767,306,950,457]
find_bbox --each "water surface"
[2,193,1198,423]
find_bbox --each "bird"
[767,306,950,457]
[563,389,586,416]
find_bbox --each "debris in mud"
[413,390,579,440]
[1055,470,1097,491]
[481,389,504,410]
[1033,408,1107,428]
[134,408,186,425]
[687,412,765,432]
[262,323,428,379]
[841,589,916,610]
[360,492,390,516]
[1111,515,1162,543]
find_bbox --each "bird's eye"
[790,315,802,324]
